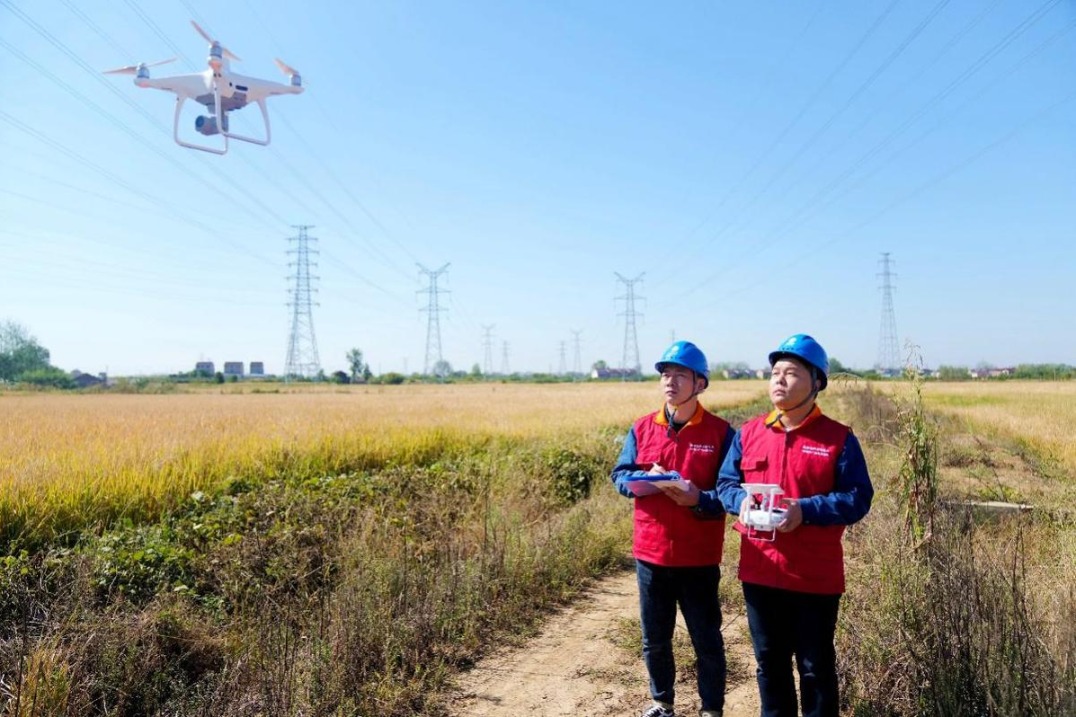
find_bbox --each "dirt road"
[446,569,760,716]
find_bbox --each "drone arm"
[223,98,271,146]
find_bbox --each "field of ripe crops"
[917,380,1076,473]
[0,381,768,548]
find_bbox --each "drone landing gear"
[172,87,272,155]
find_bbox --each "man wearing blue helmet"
[716,334,873,717]
[611,341,734,717]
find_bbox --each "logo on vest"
[689,442,716,454]
[801,444,832,458]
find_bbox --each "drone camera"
[195,114,229,136]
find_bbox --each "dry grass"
[838,381,1076,716]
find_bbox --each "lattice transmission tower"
[558,340,567,375]
[481,324,495,376]
[615,272,644,376]
[284,225,321,379]
[418,263,450,376]
[877,252,900,373]
[571,329,583,377]
[500,341,510,375]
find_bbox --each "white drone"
[104,21,303,155]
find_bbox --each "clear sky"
[1,0,1074,377]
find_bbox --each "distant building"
[71,370,107,389]
[249,362,265,376]
[223,361,244,376]
[970,367,1015,379]
[195,361,215,376]
[590,367,641,380]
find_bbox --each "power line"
[0,3,293,236]
[21,2,406,301]
[690,0,904,252]
[659,0,1070,310]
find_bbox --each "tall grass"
[837,382,1076,716]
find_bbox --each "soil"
[445,569,761,717]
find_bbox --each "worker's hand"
[776,499,803,532]
[648,463,666,476]
[738,494,755,526]
[660,480,699,506]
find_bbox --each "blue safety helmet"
[768,334,829,390]
[656,341,709,387]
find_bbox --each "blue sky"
[1,1,1073,376]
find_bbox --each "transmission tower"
[417,263,450,376]
[500,340,510,375]
[284,225,321,379]
[876,252,900,373]
[558,340,567,375]
[615,272,644,376]
[481,324,495,376]
[571,329,583,377]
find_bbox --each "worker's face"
[661,365,703,406]
[769,359,816,410]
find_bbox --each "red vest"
[632,406,730,567]
[734,411,850,594]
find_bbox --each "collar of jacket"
[655,401,705,428]
[764,403,823,432]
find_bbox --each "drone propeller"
[102,57,176,75]
[274,58,299,77]
[191,20,241,61]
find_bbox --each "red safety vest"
[632,405,730,567]
[734,411,850,594]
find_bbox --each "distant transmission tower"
[615,272,644,376]
[558,340,567,375]
[481,324,495,376]
[877,252,900,372]
[500,340,510,375]
[571,329,583,377]
[417,263,450,376]
[284,225,321,379]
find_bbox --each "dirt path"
[445,570,760,716]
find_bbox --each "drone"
[104,21,303,155]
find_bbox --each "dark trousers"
[636,559,726,711]
[742,582,841,717]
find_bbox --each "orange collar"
[764,404,822,432]
[655,401,705,427]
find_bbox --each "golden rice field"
[880,380,1076,474]
[0,381,768,545]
